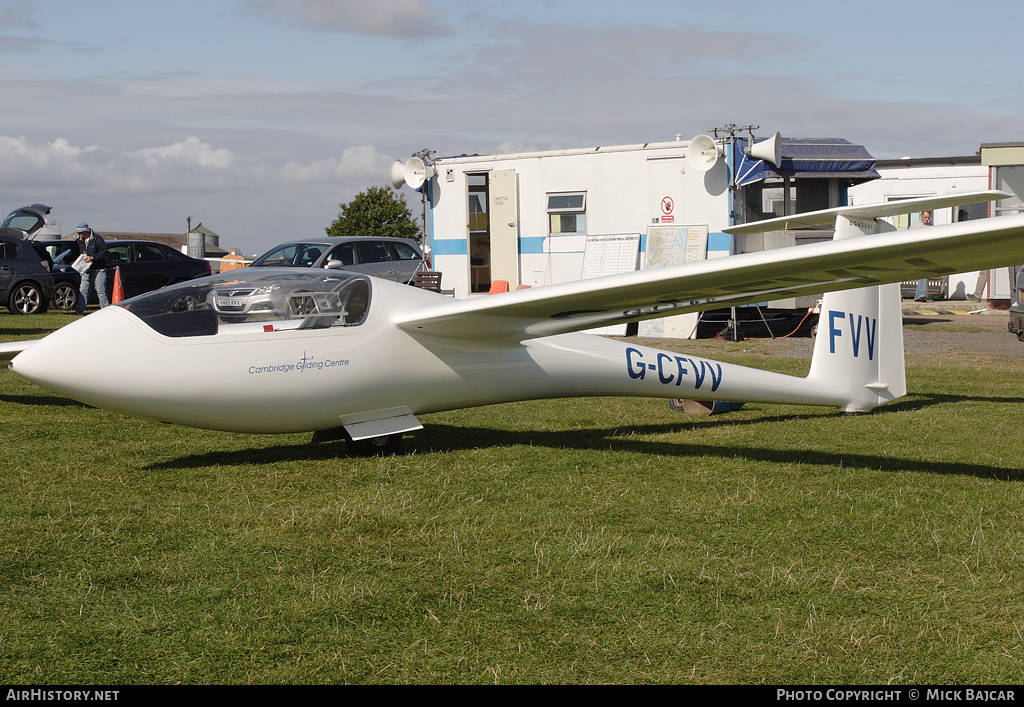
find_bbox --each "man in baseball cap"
[73,222,109,315]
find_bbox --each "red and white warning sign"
[661,196,675,223]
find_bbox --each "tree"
[326,186,420,243]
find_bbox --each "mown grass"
[2,312,1023,684]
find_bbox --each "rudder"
[807,217,907,412]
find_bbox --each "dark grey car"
[249,237,426,284]
[0,205,56,314]
[0,234,54,314]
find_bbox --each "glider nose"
[10,307,144,406]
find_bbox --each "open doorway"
[467,174,490,293]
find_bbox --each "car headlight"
[251,284,281,295]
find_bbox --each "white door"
[489,169,519,287]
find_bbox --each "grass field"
[2,312,1023,684]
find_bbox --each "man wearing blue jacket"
[73,222,108,315]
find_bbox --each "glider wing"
[395,197,1024,342]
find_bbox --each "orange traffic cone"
[111,266,125,304]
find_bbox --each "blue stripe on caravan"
[519,236,546,254]
[432,239,467,256]
[435,232,733,257]
[708,232,732,254]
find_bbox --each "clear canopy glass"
[119,269,371,337]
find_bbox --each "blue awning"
[733,137,879,188]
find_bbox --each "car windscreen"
[251,243,327,267]
[119,269,371,338]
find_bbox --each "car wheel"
[9,282,47,315]
[52,282,78,312]
[345,433,403,457]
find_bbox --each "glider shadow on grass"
[144,392,1024,481]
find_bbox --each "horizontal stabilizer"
[724,190,1010,235]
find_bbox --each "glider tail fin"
[807,216,907,413]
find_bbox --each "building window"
[548,192,587,234]
[468,174,488,233]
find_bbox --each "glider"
[4,191,1023,456]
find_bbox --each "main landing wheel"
[345,433,403,457]
[669,399,715,414]
[310,427,404,457]
[669,399,745,415]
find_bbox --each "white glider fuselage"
[9,274,896,434]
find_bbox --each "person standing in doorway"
[912,210,933,302]
[73,223,109,315]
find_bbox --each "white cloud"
[0,133,393,194]
[48,137,95,158]
[134,136,236,170]
[0,132,399,251]
[279,144,394,183]
[0,135,96,180]
[0,135,233,200]
[242,0,452,37]
[494,141,546,156]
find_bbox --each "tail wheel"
[9,282,46,315]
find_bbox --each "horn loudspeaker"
[390,160,406,189]
[686,134,721,172]
[747,132,782,167]
[404,157,436,190]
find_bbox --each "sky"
[1,0,1022,256]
